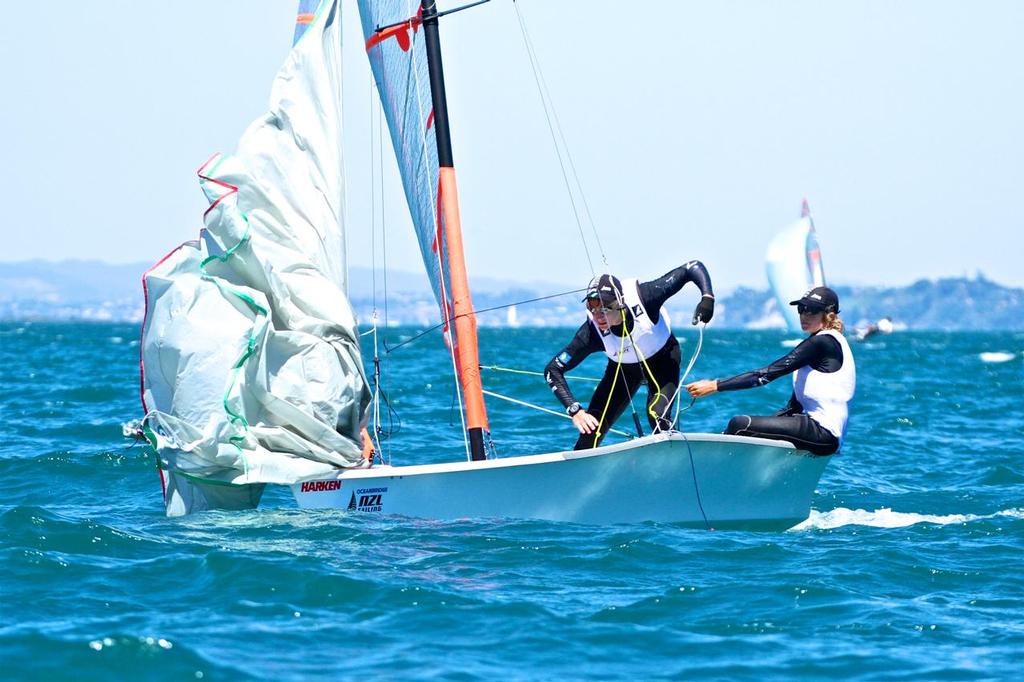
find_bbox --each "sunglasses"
[588,300,624,315]
[797,304,826,315]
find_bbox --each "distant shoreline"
[2,261,1022,331]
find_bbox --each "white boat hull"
[291,433,830,529]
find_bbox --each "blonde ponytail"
[823,311,845,333]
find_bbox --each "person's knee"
[725,415,750,435]
[574,431,600,450]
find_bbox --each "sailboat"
[765,200,826,333]
[138,0,832,530]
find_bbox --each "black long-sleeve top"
[544,261,713,409]
[717,332,843,415]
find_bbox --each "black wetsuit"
[718,332,843,455]
[545,262,713,450]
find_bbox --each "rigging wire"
[482,365,599,383]
[383,287,587,353]
[370,78,378,315]
[669,323,705,427]
[365,81,405,464]
[364,325,400,466]
[512,0,609,275]
[481,389,634,439]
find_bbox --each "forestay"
[139,0,370,516]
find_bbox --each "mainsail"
[357,0,489,459]
[357,1,449,319]
[139,0,370,516]
[765,199,826,332]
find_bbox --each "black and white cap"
[582,274,624,307]
[790,286,840,313]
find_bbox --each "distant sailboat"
[506,304,519,327]
[765,200,826,333]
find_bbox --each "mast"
[421,0,489,461]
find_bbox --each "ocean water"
[2,321,1023,680]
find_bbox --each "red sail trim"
[140,151,242,503]
[432,177,443,254]
[197,155,241,218]
[139,236,189,506]
[364,9,422,52]
[139,242,191,415]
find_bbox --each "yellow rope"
[620,309,664,424]
[592,309,629,449]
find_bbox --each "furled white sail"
[139,0,370,516]
[765,200,826,332]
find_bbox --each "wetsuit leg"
[641,337,681,433]
[725,414,839,455]
[575,362,642,450]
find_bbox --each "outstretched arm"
[686,334,841,397]
[638,260,715,325]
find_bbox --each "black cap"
[582,274,624,306]
[790,286,839,313]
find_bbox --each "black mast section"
[421,0,454,168]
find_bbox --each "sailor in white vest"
[545,264,715,450]
[686,286,855,455]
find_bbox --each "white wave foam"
[979,351,1016,363]
[791,507,1024,531]
[781,338,801,348]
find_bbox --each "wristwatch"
[566,402,582,417]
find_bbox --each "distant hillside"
[2,260,1022,330]
[0,259,149,322]
[715,276,1024,331]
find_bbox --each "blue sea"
[2,322,1022,680]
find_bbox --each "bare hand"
[572,410,601,435]
[686,379,718,398]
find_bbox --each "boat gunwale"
[295,432,815,483]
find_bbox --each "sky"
[1,1,1022,294]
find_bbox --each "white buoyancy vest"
[588,278,672,364]
[793,329,856,443]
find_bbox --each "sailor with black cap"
[686,286,856,455]
[545,261,715,450]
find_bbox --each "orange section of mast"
[439,167,488,433]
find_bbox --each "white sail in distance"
[765,199,826,333]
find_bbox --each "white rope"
[670,323,705,427]
[481,389,633,438]
[681,323,705,385]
